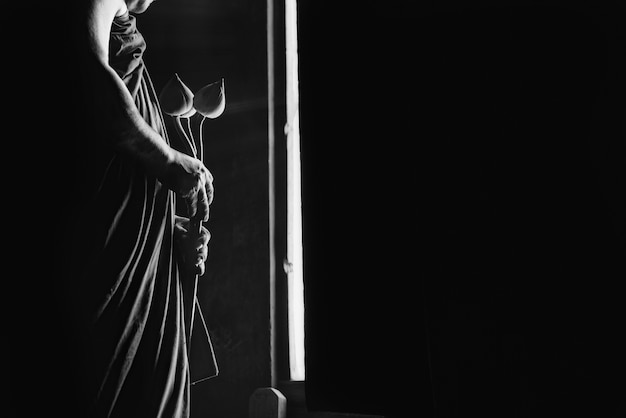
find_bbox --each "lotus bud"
[159,73,194,117]
[193,78,225,119]
[180,106,197,119]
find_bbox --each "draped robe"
[64,12,211,418]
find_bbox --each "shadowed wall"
[7,2,272,418]
[138,2,272,417]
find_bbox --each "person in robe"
[25,0,216,416]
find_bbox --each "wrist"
[161,149,201,197]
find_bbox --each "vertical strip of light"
[267,0,278,387]
[285,0,305,381]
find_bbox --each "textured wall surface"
[140,2,272,417]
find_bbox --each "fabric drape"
[63,12,212,418]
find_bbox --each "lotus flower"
[193,78,225,119]
[159,73,194,117]
[159,74,226,161]
[180,106,197,119]
[157,75,226,323]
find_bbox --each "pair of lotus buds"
[158,73,225,162]
[159,73,225,120]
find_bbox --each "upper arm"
[84,0,126,62]
[75,0,176,175]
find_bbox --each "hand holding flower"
[174,215,211,276]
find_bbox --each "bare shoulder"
[83,0,127,59]
[83,0,127,18]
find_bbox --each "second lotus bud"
[194,78,225,119]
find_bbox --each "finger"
[204,170,214,206]
[195,228,211,249]
[198,244,208,260]
[194,254,207,274]
[203,166,214,184]
[185,169,208,220]
[174,218,189,234]
[196,186,210,222]
[195,261,205,276]
[206,182,214,206]
[193,240,208,261]
[192,240,208,259]
[186,255,205,276]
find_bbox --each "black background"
[299,1,625,417]
[6,1,625,417]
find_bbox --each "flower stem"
[174,116,196,158]
[198,116,206,162]
[185,116,194,155]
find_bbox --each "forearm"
[76,0,212,219]
[78,51,209,212]
[77,0,180,182]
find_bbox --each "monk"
[41,0,215,416]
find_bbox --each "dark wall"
[420,4,626,417]
[138,2,273,417]
[298,3,435,417]
[298,1,625,417]
[8,1,624,417]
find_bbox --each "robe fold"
[64,12,211,418]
